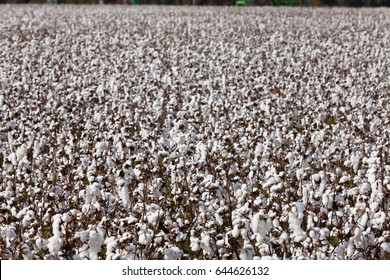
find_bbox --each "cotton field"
[0,5,389,260]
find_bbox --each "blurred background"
[1,0,390,7]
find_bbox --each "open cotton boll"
[214,213,223,226]
[16,145,27,162]
[95,141,108,156]
[138,228,153,246]
[21,243,32,260]
[7,153,17,166]
[232,224,240,238]
[288,203,307,242]
[200,232,212,256]
[89,230,103,260]
[373,212,386,226]
[239,243,254,260]
[47,214,64,257]
[146,204,161,226]
[120,185,130,208]
[22,210,35,227]
[164,246,183,260]
[35,237,48,250]
[47,234,63,257]
[251,213,261,234]
[190,236,200,252]
[381,242,390,253]
[346,241,355,258]
[88,182,101,197]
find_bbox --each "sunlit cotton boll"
[89,230,104,260]
[95,141,109,156]
[164,246,183,260]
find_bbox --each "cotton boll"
[47,235,63,257]
[239,244,254,260]
[16,145,27,162]
[215,213,223,226]
[232,224,240,238]
[200,232,212,256]
[89,230,103,260]
[7,153,17,166]
[346,241,355,259]
[334,241,347,259]
[138,228,153,246]
[21,243,32,260]
[47,214,64,257]
[95,141,108,156]
[146,204,161,226]
[251,213,261,234]
[89,182,101,197]
[373,212,386,227]
[288,203,307,242]
[381,242,390,253]
[164,246,183,260]
[190,236,200,252]
[309,229,319,245]
[120,185,130,208]
[349,228,363,251]
[358,211,369,228]
[22,210,35,227]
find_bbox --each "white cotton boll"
[89,230,103,260]
[146,211,159,226]
[311,173,320,183]
[164,247,183,260]
[239,248,249,260]
[367,168,376,184]
[302,186,309,205]
[322,192,329,207]
[346,241,355,258]
[79,189,91,204]
[288,203,307,242]
[358,212,369,228]
[89,183,101,197]
[138,228,153,246]
[33,141,41,158]
[334,242,347,258]
[350,154,361,172]
[82,204,94,214]
[120,185,130,208]
[360,183,371,195]
[17,208,27,220]
[117,178,125,186]
[374,212,386,225]
[216,239,225,247]
[133,168,141,179]
[215,213,223,226]
[16,145,27,162]
[22,211,34,227]
[4,227,16,248]
[8,153,17,166]
[78,230,89,243]
[306,214,314,229]
[381,242,390,253]
[190,237,200,252]
[251,213,261,234]
[232,225,240,238]
[309,230,319,245]
[35,237,48,250]
[21,244,32,260]
[51,214,62,236]
[47,235,63,257]
[95,141,108,155]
